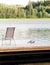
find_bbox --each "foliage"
[0,0,50,18]
[45,7,50,14]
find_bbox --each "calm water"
[0,27,50,47]
[0,19,50,48]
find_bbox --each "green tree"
[26,1,33,18]
[38,11,43,18]
[45,7,50,14]
[17,8,26,18]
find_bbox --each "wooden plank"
[0,46,50,52]
[19,63,50,65]
[0,50,50,64]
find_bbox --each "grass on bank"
[0,18,50,20]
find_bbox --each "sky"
[0,0,40,6]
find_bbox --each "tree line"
[0,0,50,18]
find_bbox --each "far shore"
[0,18,50,20]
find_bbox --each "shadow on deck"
[0,50,50,65]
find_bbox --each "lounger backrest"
[5,27,15,39]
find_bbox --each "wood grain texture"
[19,63,50,65]
[0,46,50,52]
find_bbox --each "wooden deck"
[0,46,50,64]
[0,46,50,52]
[19,63,50,65]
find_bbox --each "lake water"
[0,19,50,48]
